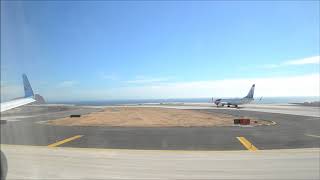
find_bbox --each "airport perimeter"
[1,103,319,151]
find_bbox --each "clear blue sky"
[1,1,319,101]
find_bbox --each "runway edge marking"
[48,135,83,147]
[236,137,258,151]
[305,134,320,138]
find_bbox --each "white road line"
[305,134,320,138]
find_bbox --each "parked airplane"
[0,74,36,112]
[214,84,255,108]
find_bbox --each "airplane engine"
[214,99,221,106]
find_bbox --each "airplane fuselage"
[215,97,254,107]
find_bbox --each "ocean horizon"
[49,96,320,106]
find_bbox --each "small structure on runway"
[234,118,250,125]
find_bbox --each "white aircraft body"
[214,84,255,108]
[0,74,35,112]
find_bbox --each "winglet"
[22,74,34,98]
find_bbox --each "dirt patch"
[45,107,271,127]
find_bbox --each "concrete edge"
[1,144,319,154]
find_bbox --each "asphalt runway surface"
[1,104,320,150]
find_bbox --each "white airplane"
[0,74,36,112]
[214,84,255,108]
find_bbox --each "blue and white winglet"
[0,74,36,112]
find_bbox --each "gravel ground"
[45,107,270,127]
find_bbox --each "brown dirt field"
[45,107,270,127]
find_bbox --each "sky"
[1,1,319,101]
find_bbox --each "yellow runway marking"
[48,135,83,147]
[237,137,258,151]
[305,134,320,138]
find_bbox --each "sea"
[50,96,320,106]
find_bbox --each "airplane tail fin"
[244,84,255,99]
[22,74,34,98]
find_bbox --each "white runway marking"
[305,134,320,138]
[0,115,34,121]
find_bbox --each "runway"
[2,144,319,179]
[1,103,320,179]
[138,103,320,117]
[1,104,319,150]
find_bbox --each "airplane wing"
[0,97,35,112]
[0,74,35,112]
